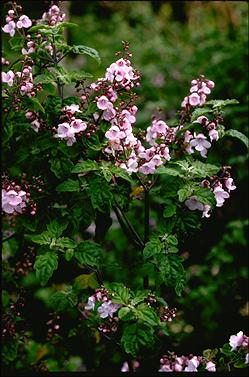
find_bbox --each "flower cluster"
[2,7,32,37]
[85,288,121,319]
[229,331,248,352]
[185,171,236,218]
[159,352,216,372]
[54,105,88,146]
[181,76,215,108]
[121,360,140,372]
[159,306,177,322]
[25,111,41,132]
[2,65,36,97]
[41,4,65,26]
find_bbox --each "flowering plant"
[2,2,248,374]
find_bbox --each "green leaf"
[70,45,101,64]
[105,282,131,305]
[203,348,218,360]
[136,303,158,326]
[33,73,55,85]
[56,237,77,249]
[155,254,186,296]
[56,179,80,192]
[191,160,220,178]
[28,24,50,32]
[155,166,182,177]
[143,237,162,260]
[2,338,19,362]
[9,36,23,50]
[49,158,74,179]
[26,97,45,113]
[34,252,58,286]
[29,232,51,245]
[118,307,132,320]
[72,160,99,174]
[46,219,68,238]
[49,286,78,311]
[121,323,154,357]
[194,187,216,206]
[225,129,249,150]
[74,241,103,267]
[74,273,98,290]
[110,166,134,183]
[205,99,239,108]
[163,202,176,218]
[89,177,113,212]
[64,249,74,261]
[131,291,148,306]
[191,108,212,122]
[167,235,178,246]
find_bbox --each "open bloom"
[224,178,236,192]
[229,331,245,351]
[2,70,15,86]
[97,301,120,318]
[189,133,211,158]
[16,15,32,28]
[205,361,216,372]
[213,184,230,207]
[2,20,16,36]
[184,357,200,372]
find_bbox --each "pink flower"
[189,133,211,158]
[213,184,230,207]
[189,93,201,106]
[71,119,87,133]
[105,126,126,140]
[121,362,129,373]
[97,301,120,318]
[138,161,156,175]
[205,361,216,372]
[2,21,16,37]
[153,120,167,134]
[31,119,40,132]
[97,95,111,110]
[194,116,208,125]
[185,196,204,211]
[16,15,32,29]
[85,296,96,310]
[184,356,200,372]
[245,353,249,364]
[229,331,244,351]
[224,178,236,192]
[2,189,28,214]
[62,104,82,114]
[202,204,211,218]
[102,105,116,121]
[2,70,15,87]
[207,80,215,88]
[209,129,219,142]
[159,365,173,372]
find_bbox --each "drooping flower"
[97,301,120,318]
[229,331,245,351]
[213,183,230,207]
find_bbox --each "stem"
[114,201,144,248]
[143,189,150,289]
[113,205,143,248]
[51,35,64,99]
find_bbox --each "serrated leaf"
[155,166,182,177]
[26,97,45,113]
[163,203,176,218]
[121,323,154,357]
[72,160,99,173]
[56,237,77,249]
[131,291,148,306]
[225,129,249,150]
[64,249,74,261]
[110,166,133,183]
[89,177,113,212]
[2,338,19,362]
[167,235,178,246]
[143,237,162,260]
[29,231,51,245]
[118,307,132,320]
[191,108,212,121]
[136,303,158,326]
[70,45,101,64]
[206,99,239,108]
[56,179,80,192]
[49,287,78,311]
[194,187,216,206]
[34,252,58,286]
[74,241,103,267]
[74,273,98,290]
[105,283,131,305]
[46,219,68,238]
